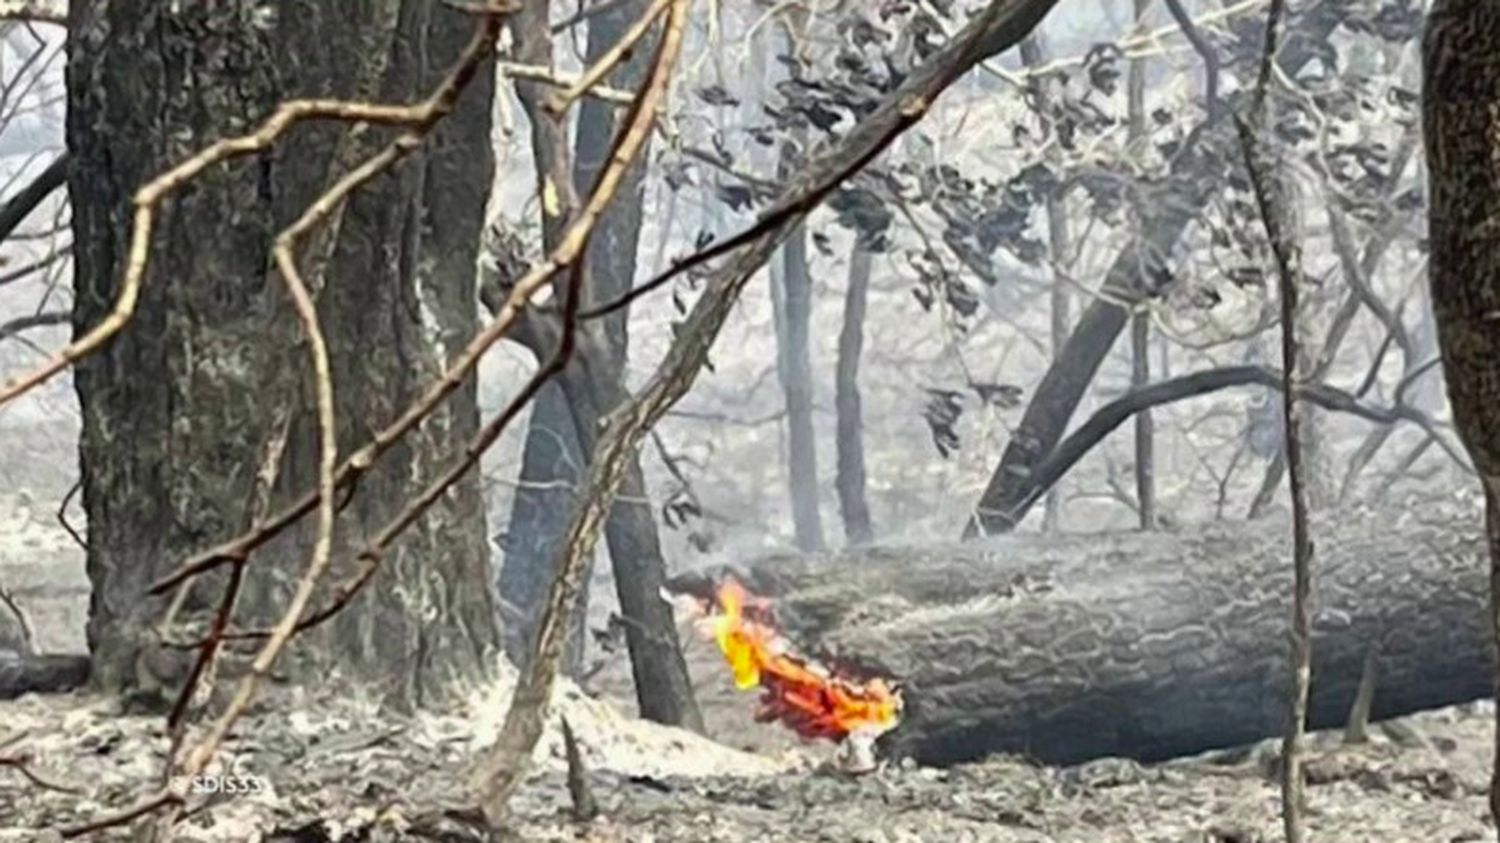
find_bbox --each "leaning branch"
[471,0,1061,826]
[999,365,1457,527]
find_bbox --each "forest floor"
[3,493,1498,841]
[0,678,1495,842]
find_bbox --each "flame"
[704,578,901,743]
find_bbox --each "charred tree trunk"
[835,243,874,546]
[498,385,587,669]
[690,501,1492,766]
[68,0,499,708]
[1422,3,1500,830]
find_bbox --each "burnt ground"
[4,494,1498,841]
[0,680,1495,842]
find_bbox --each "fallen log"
[0,652,89,699]
[673,497,1492,766]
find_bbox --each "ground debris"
[0,678,1495,840]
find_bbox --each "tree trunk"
[1422,3,1500,830]
[965,18,1338,538]
[554,346,702,730]
[835,243,874,546]
[68,0,499,709]
[1019,32,1072,534]
[498,384,588,670]
[496,0,700,728]
[685,501,1491,766]
[772,143,825,553]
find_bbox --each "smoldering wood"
[673,500,1492,766]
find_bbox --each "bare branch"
[0,153,66,243]
[473,0,1062,826]
[0,310,65,344]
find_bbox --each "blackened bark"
[835,244,874,545]
[68,0,498,708]
[498,384,587,669]
[1422,2,1500,829]
[685,501,1492,766]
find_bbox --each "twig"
[0,752,84,796]
[1235,3,1309,841]
[495,61,634,104]
[0,153,67,242]
[0,310,66,345]
[544,0,668,115]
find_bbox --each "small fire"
[702,578,901,745]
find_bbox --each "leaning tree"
[66,0,499,710]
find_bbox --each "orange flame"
[705,578,901,742]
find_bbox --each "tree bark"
[835,243,874,545]
[1422,3,1500,831]
[67,0,499,709]
[686,501,1491,766]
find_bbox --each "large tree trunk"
[684,501,1492,766]
[1422,2,1500,829]
[67,0,498,709]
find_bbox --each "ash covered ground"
[3,496,1496,841]
[0,680,1495,841]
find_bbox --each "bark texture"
[684,501,1492,766]
[1422,2,1500,829]
[67,0,498,708]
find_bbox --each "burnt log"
[676,499,1492,766]
[0,653,89,699]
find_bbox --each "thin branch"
[996,365,1455,526]
[496,61,634,104]
[0,310,66,345]
[1236,3,1309,841]
[471,0,1062,825]
[0,752,84,796]
[544,0,668,115]
[0,153,67,242]
[0,245,71,290]
[0,4,515,409]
